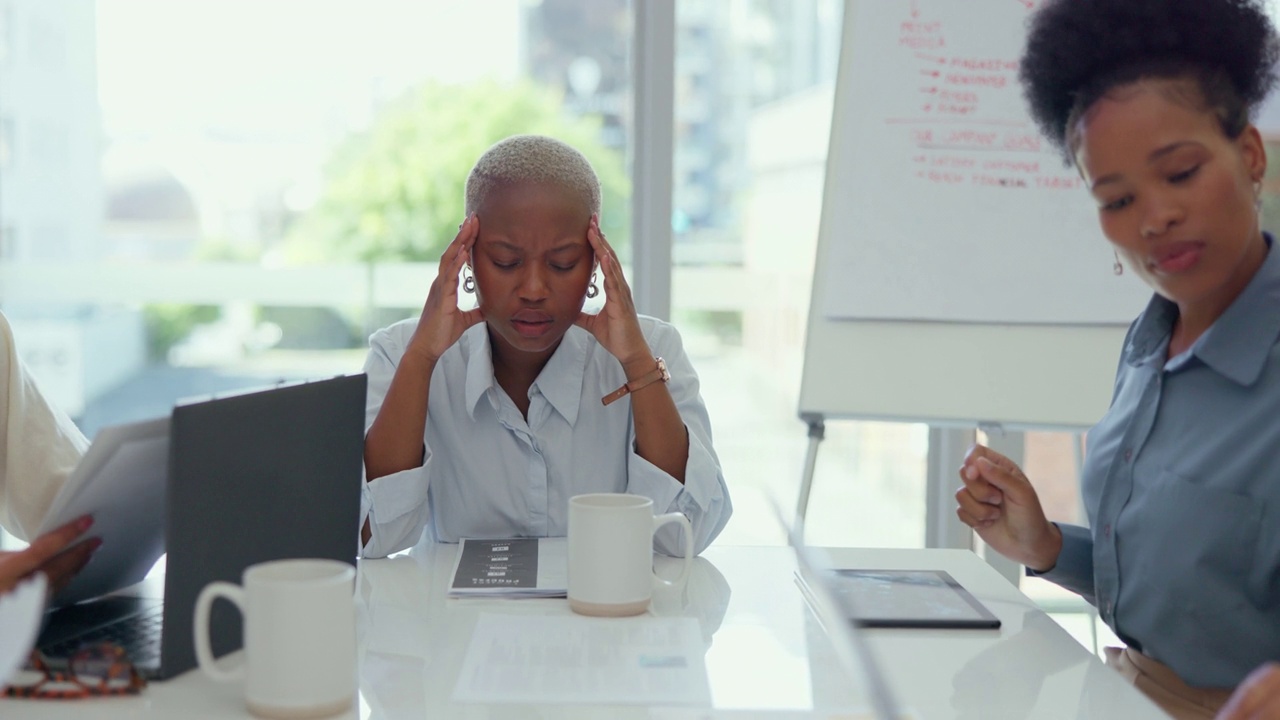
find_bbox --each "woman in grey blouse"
[954,1,1280,718]
[358,135,731,559]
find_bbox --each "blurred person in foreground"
[1,310,96,596]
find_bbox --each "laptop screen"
[771,498,903,720]
[160,373,366,678]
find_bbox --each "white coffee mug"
[567,493,694,616]
[194,558,356,719]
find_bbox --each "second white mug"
[193,558,356,719]
[567,492,693,616]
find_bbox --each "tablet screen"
[825,569,1001,629]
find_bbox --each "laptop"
[772,498,903,720]
[34,374,367,680]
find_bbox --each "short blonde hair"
[464,135,601,216]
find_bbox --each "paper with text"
[449,537,568,598]
[453,612,711,705]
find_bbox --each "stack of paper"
[448,537,567,598]
[39,417,170,607]
[453,613,711,706]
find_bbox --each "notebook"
[35,374,367,680]
[448,538,568,598]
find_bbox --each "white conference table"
[3,543,1164,719]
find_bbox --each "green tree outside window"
[289,80,630,264]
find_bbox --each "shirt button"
[1103,523,1112,539]
[1104,600,1113,615]
[1122,449,1133,462]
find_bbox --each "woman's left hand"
[1218,663,1280,719]
[575,215,653,368]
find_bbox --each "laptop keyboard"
[39,601,164,671]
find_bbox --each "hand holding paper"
[0,515,97,596]
[37,417,169,607]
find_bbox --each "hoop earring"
[585,272,599,299]
[1112,252,1124,277]
[462,267,476,294]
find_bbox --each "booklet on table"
[449,537,568,598]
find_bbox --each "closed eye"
[1100,195,1133,212]
[550,263,577,272]
[1169,165,1200,184]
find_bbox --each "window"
[0,0,633,437]
[669,0,928,547]
[0,116,12,170]
[0,2,12,66]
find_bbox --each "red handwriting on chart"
[888,2,1075,190]
[899,20,945,49]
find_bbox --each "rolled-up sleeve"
[0,313,88,541]
[626,323,731,557]
[359,326,433,559]
[1027,522,1096,605]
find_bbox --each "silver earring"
[585,272,599,299]
[1112,252,1124,276]
[462,268,476,294]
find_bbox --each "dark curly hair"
[1019,0,1280,158]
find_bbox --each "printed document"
[449,537,567,598]
[453,612,711,705]
[39,417,169,607]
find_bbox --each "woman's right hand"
[0,515,99,596]
[405,214,485,365]
[1217,662,1280,720]
[955,445,1062,572]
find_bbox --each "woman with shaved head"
[359,135,731,560]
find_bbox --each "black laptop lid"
[159,374,366,679]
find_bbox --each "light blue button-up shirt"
[358,316,732,559]
[1039,237,1280,688]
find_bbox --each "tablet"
[820,569,1002,630]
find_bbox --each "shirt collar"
[463,325,497,420]
[1127,233,1280,386]
[461,323,591,424]
[531,326,589,426]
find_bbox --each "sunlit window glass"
[0,0,632,449]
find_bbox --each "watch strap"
[601,357,669,406]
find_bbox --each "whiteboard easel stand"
[794,414,826,527]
